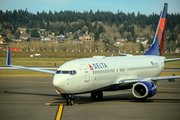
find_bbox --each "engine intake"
[132,81,157,99]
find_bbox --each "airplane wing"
[151,76,180,81]
[9,65,56,74]
[6,47,56,75]
[165,58,180,62]
[116,76,180,85]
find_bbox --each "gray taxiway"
[0,77,180,120]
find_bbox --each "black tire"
[66,98,71,105]
[66,99,69,105]
[97,91,103,100]
[70,99,73,105]
[135,97,147,101]
[91,92,96,99]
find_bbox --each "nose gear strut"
[66,94,73,105]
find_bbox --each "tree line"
[0,9,180,52]
[0,9,180,35]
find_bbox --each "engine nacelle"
[132,81,157,99]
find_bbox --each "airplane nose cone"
[53,75,61,88]
[53,75,67,93]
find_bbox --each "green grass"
[0,58,74,66]
[0,51,122,58]
[0,51,179,67]
[159,72,180,76]
[0,70,53,77]
[165,61,180,68]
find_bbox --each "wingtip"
[6,47,11,66]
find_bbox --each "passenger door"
[81,64,90,82]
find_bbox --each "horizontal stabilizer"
[118,53,133,56]
[165,58,180,62]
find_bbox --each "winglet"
[144,3,168,56]
[6,47,11,66]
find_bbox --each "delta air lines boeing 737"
[6,3,180,105]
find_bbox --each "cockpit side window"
[56,70,77,75]
[70,70,77,75]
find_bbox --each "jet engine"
[132,81,157,99]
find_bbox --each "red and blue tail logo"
[144,3,168,56]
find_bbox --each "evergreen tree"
[139,43,144,51]
[31,29,40,38]
[94,30,99,41]
[74,33,79,39]
[14,31,21,39]
[98,24,105,34]
[5,37,12,42]
[46,22,50,31]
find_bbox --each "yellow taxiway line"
[45,103,78,120]
[55,104,64,120]
[45,103,78,106]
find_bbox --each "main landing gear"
[66,94,73,105]
[91,91,103,100]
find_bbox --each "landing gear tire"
[140,98,147,101]
[98,91,103,100]
[70,100,73,105]
[66,98,73,105]
[66,94,73,105]
[66,99,70,105]
[91,92,96,99]
[91,91,103,100]
[135,97,147,101]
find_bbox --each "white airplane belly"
[91,75,116,90]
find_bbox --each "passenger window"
[56,71,61,74]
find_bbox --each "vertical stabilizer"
[144,3,168,56]
[6,47,11,66]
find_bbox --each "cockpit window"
[61,71,69,74]
[56,71,61,74]
[56,70,77,75]
[70,70,77,75]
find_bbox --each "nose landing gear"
[66,94,73,105]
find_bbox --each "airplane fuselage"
[53,55,165,94]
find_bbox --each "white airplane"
[6,3,180,105]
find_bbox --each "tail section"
[144,3,168,56]
[6,47,11,66]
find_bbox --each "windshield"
[56,70,77,75]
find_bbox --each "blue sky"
[0,0,180,15]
